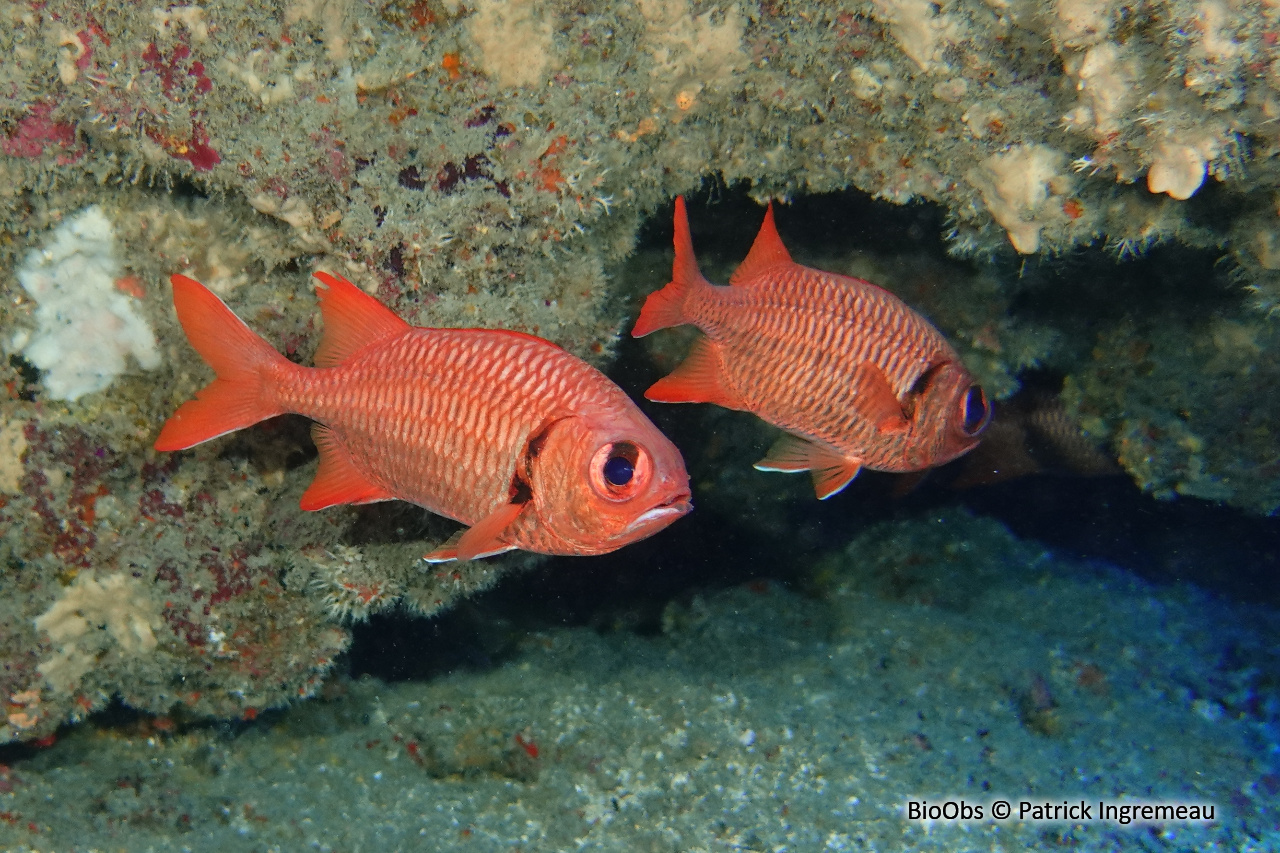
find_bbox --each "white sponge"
[14,206,160,401]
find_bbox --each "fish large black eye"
[961,385,990,436]
[590,441,651,500]
[604,453,634,486]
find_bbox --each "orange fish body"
[156,272,691,560]
[632,197,989,499]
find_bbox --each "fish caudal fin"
[154,275,292,451]
[631,196,709,338]
[754,433,863,500]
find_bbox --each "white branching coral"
[1051,0,1117,50]
[12,205,160,401]
[1147,141,1211,200]
[33,572,163,694]
[307,545,402,621]
[0,418,26,495]
[1061,41,1142,139]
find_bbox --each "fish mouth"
[625,493,693,533]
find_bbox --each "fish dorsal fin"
[753,433,862,500]
[853,362,910,435]
[729,202,793,286]
[300,424,396,510]
[312,271,410,367]
[644,336,745,410]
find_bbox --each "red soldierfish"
[631,197,990,499]
[155,272,691,561]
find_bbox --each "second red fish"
[632,197,990,499]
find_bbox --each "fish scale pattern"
[693,268,956,466]
[283,331,604,528]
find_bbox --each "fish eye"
[960,385,990,437]
[589,441,651,500]
[604,453,634,486]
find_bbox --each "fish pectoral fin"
[645,337,745,410]
[300,425,396,511]
[853,362,909,435]
[423,529,518,563]
[753,434,862,500]
[453,501,526,562]
[423,508,523,563]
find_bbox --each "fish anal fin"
[753,433,862,500]
[854,362,909,435]
[300,424,396,510]
[728,202,793,286]
[811,462,861,500]
[645,337,744,410]
[312,271,411,367]
[454,501,525,562]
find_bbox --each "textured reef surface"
[0,2,1278,827]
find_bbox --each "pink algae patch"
[179,122,221,171]
[2,103,76,158]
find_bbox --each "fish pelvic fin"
[423,502,525,563]
[300,424,397,510]
[456,501,525,561]
[728,201,793,286]
[312,271,410,367]
[754,433,863,500]
[645,336,745,409]
[154,274,293,451]
[631,196,709,338]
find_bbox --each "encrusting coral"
[33,572,162,695]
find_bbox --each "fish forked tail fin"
[631,196,709,338]
[154,274,293,451]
